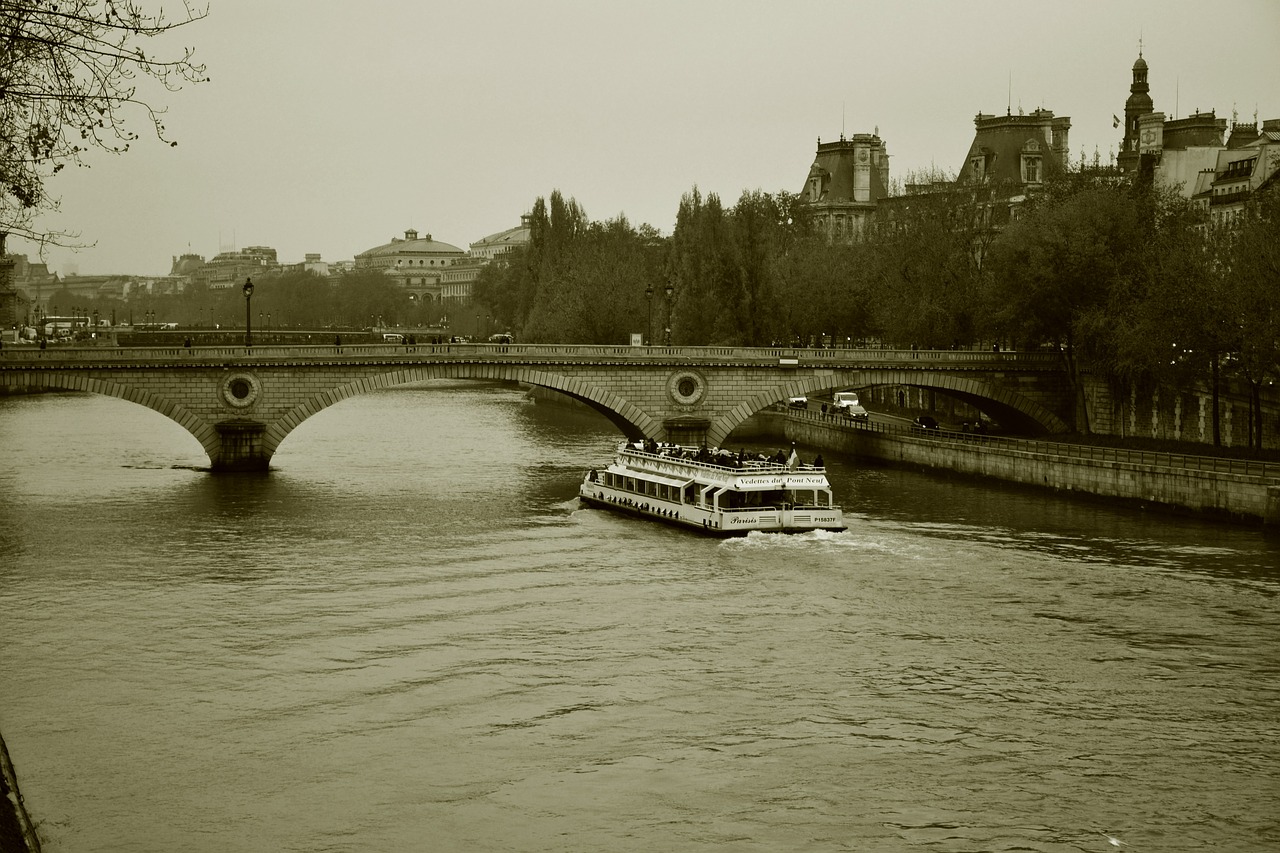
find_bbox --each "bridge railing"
[786,406,1280,481]
[0,341,1068,369]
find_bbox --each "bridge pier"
[664,417,711,447]
[212,420,272,472]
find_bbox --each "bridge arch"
[709,369,1069,444]
[11,371,223,461]
[262,364,657,456]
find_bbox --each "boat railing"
[620,445,824,474]
[719,502,843,513]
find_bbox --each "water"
[1,384,1278,852]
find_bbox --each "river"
[1,382,1277,852]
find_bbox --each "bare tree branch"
[1,0,209,248]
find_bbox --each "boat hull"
[578,484,845,537]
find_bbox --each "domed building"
[468,214,532,261]
[354,228,466,304]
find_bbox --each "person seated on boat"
[813,454,823,469]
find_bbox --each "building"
[0,253,58,322]
[469,215,532,261]
[1194,119,1280,227]
[956,108,1072,190]
[1116,48,1279,218]
[195,246,279,290]
[1135,109,1229,194]
[798,132,891,241]
[353,229,466,304]
[280,253,332,277]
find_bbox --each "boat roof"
[613,442,831,490]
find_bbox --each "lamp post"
[663,283,674,346]
[242,278,254,347]
[645,285,654,347]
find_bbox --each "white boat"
[579,441,845,536]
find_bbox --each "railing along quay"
[786,406,1280,482]
[0,342,1067,369]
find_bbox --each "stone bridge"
[0,342,1074,470]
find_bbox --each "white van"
[833,391,868,421]
[833,392,859,409]
[382,333,405,343]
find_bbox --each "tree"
[666,186,733,345]
[987,182,1147,431]
[767,231,880,347]
[868,180,997,349]
[521,191,589,340]
[1222,179,1280,448]
[1,0,209,248]
[528,216,663,344]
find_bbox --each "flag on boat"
[787,446,799,470]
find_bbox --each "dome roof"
[1133,55,1147,71]
[357,229,464,259]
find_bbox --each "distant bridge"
[0,342,1074,470]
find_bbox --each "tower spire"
[1117,44,1153,174]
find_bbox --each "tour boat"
[579,440,845,536]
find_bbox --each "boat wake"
[720,527,861,549]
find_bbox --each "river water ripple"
[1,385,1277,852]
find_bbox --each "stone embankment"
[0,733,40,853]
[772,408,1280,526]
[524,385,1280,525]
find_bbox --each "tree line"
[38,268,444,333]
[470,174,1278,446]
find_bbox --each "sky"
[11,0,1280,277]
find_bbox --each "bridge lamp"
[242,278,254,347]
[645,285,654,347]
[664,283,674,345]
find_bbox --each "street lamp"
[645,285,654,347]
[663,283,674,346]
[242,278,254,347]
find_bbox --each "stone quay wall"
[762,411,1280,527]
[1083,376,1280,452]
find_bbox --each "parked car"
[911,415,940,430]
[788,395,808,409]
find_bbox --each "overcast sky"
[12,0,1280,277]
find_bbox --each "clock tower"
[1118,50,1154,174]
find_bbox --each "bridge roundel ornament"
[666,369,707,407]
[221,372,261,409]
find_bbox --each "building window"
[1022,156,1041,183]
